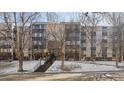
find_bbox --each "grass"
[0,72,124,81]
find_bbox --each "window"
[102,47,107,56]
[32,37,42,41]
[81,40,86,43]
[74,37,79,41]
[91,48,96,56]
[32,33,35,37]
[4,49,7,52]
[65,25,70,30]
[65,37,71,41]
[102,39,107,43]
[69,33,79,37]
[32,33,37,37]
[102,26,107,32]
[112,48,116,57]
[71,41,76,45]
[39,33,42,37]
[91,35,96,44]
[91,36,96,47]
[91,42,96,47]
[81,32,86,35]
[65,41,70,45]
[0,48,3,52]
[35,33,38,37]
[81,36,86,40]
[92,37,96,42]
[102,27,108,37]
[102,36,107,40]
[91,32,96,36]
[41,25,44,29]
[0,45,11,48]
[33,41,37,45]
[81,43,86,48]
[34,25,40,29]
[38,41,42,45]
[37,33,40,37]
[102,32,107,36]
[91,47,96,50]
[10,49,12,52]
[76,41,80,45]
[74,29,80,33]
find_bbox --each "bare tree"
[46,12,65,70]
[0,13,12,60]
[68,13,81,61]
[14,12,41,71]
[79,12,104,61]
[105,12,124,67]
[1,12,40,71]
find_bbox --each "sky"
[0,12,110,26]
[38,12,110,26]
[39,12,79,22]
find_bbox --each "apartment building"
[81,26,113,61]
[63,22,115,61]
[0,22,37,60]
[31,22,47,60]
[29,22,117,61]
[111,26,124,61]
[63,22,81,60]
[0,23,12,60]
[0,22,123,61]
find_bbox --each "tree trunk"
[116,61,118,68]
[119,45,122,62]
[18,50,24,72]
[18,57,23,72]
[60,48,64,70]
[116,48,120,68]
[61,53,64,70]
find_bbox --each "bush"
[63,63,82,71]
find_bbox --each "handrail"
[33,59,41,71]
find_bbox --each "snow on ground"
[0,60,44,74]
[46,61,124,73]
[1,60,124,74]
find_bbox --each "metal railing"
[33,59,42,71]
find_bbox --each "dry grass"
[62,64,82,71]
[0,72,124,81]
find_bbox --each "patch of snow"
[0,60,45,74]
[1,60,124,74]
[46,61,124,73]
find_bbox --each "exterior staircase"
[34,54,56,72]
